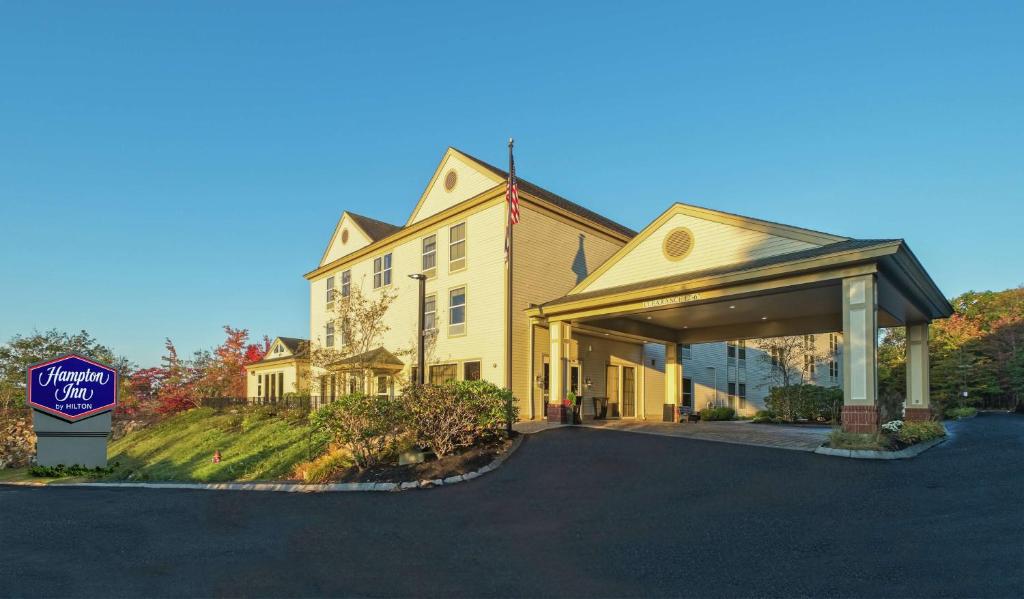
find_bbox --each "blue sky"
[2,1,1022,367]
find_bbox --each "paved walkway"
[515,418,830,451]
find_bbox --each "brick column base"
[842,405,880,433]
[904,407,933,422]
[546,403,568,424]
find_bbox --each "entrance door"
[621,366,636,418]
[606,365,620,418]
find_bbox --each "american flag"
[505,141,519,262]
[507,149,520,225]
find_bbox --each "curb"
[0,434,523,493]
[814,436,946,460]
[574,424,821,453]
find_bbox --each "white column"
[549,321,571,415]
[664,343,682,422]
[905,323,931,420]
[842,274,879,432]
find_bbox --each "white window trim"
[448,285,467,337]
[373,253,393,289]
[422,234,437,276]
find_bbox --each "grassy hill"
[107,407,325,482]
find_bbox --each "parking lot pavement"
[2,413,1021,597]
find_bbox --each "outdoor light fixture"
[761,316,768,320]
[729,305,736,309]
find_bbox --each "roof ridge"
[452,147,638,238]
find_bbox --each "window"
[410,366,419,385]
[804,334,814,351]
[449,223,466,271]
[682,377,693,407]
[373,253,392,288]
[278,372,284,397]
[738,340,746,361]
[680,343,691,359]
[326,276,335,303]
[828,333,839,380]
[376,375,391,399]
[268,372,275,399]
[463,360,481,381]
[804,354,816,377]
[430,363,458,384]
[422,234,437,275]
[449,287,466,336]
[738,383,747,408]
[340,270,351,298]
[257,374,263,398]
[325,322,335,347]
[338,317,349,347]
[424,294,437,331]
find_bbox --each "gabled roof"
[247,337,309,367]
[347,212,403,242]
[545,239,901,306]
[566,202,848,295]
[277,337,308,354]
[454,148,638,238]
[331,347,404,371]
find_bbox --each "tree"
[309,284,399,396]
[154,339,199,413]
[754,335,830,389]
[0,329,133,411]
[194,326,253,399]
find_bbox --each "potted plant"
[565,391,580,424]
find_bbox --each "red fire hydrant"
[213,450,221,464]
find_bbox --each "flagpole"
[505,138,514,436]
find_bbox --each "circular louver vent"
[444,169,458,191]
[663,227,694,261]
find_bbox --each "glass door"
[621,366,636,418]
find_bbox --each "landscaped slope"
[108,408,324,482]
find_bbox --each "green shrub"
[944,406,977,420]
[896,421,946,445]
[401,381,514,457]
[312,393,405,470]
[827,430,889,451]
[30,462,119,478]
[766,385,842,422]
[449,380,518,431]
[699,406,736,421]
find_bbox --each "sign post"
[27,354,119,468]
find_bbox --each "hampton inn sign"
[27,354,118,467]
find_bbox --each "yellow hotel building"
[245,147,951,432]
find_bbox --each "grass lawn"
[105,407,325,482]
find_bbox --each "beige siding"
[579,212,821,293]
[245,362,307,397]
[321,213,375,266]
[408,154,502,225]
[310,202,508,391]
[511,204,625,417]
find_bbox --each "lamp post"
[408,273,427,385]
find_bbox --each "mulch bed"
[331,435,516,484]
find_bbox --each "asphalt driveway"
[1,413,1022,598]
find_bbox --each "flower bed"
[298,380,517,484]
[826,419,946,452]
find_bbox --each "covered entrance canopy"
[526,204,953,432]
